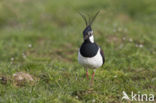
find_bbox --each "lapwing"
[78,11,105,85]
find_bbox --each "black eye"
[88,33,91,36]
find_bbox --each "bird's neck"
[85,35,94,43]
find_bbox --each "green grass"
[0,0,156,102]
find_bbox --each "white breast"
[78,48,103,69]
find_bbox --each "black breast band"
[80,42,99,57]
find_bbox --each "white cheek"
[89,35,94,43]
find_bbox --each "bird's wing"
[100,48,105,65]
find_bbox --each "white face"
[89,35,94,43]
[88,31,94,43]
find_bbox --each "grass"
[0,0,156,102]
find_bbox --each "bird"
[78,11,105,85]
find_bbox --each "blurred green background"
[0,0,156,103]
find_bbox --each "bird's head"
[80,11,100,43]
[83,25,93,41]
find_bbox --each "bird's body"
[78,39,104,69]
[78,48,103,69]
[78,11,105,85]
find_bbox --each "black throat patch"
[80,41,99,57]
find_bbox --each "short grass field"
[0,0,156,103]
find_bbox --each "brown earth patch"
[116,13,131,23]
[107,35,122,44]
[0,75,8,85]
[72,88,95,100]
[13,72,36,86]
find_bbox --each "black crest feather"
[89,11,100,26]
[79,10,100,27]
[79,12,88,26]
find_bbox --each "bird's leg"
[90,70,95,86]
[86,69,89,80]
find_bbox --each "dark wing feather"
[100,48,105,65]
